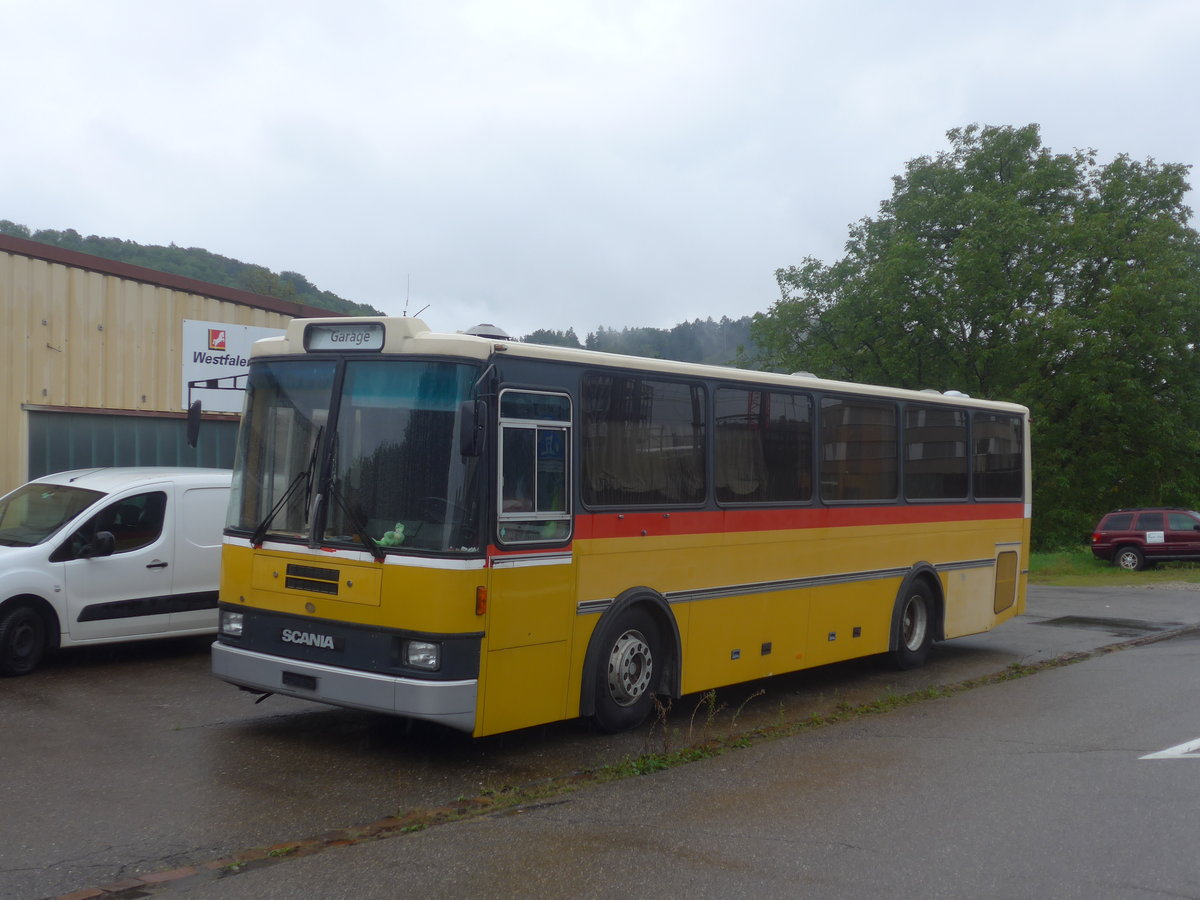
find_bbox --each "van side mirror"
[186,400,202,448]
[82,531,116,558]
[459,400,485,457]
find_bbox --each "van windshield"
[0,483,103,547]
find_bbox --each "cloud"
[3,0,1197,338]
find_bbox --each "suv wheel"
[1115,545,1145,571]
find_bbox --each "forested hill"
[0,220,384,315]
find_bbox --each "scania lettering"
[281,629,336,649]
[212,316,1030,736]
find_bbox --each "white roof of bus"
[253,316,1028,414]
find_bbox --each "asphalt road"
[178,623,1200,899]
[3,584,1199,900]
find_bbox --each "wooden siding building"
[0,233,341,495]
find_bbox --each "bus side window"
[498,390,572,544]
[502,428,536,512]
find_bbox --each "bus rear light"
[476,586,488,616]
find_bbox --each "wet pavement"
[5,583,1200,899]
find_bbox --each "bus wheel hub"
[607,629,652,707]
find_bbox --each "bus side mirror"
[186,401,202,448]
[459,400,485,457]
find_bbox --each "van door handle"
[146,560,169,569]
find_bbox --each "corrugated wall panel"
[1,244,326,494]
[0,253,27,479]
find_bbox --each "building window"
[27,410,236,479]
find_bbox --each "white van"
[0,467,232,675]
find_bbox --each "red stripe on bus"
[574,503,1024,540]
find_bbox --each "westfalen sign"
[181,320,284,414]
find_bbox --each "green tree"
[752,124,1200,547]
[522,327,583,348]
[0,220,32,238]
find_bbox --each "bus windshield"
[228,358,483,555]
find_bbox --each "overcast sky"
[5,0,1198,338]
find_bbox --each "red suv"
[1091,507,1200,570]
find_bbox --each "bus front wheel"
[892,584,933,670]
[592,609,660,733]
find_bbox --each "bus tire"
[0,603,48,677]
[591,608,660,733]
[892,582,933,670]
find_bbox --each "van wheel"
[1114,546,1144,571]
[0,604,47,676]
[591,609,659,733]
[892,584,933,670]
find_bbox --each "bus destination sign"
[304,322,385,352]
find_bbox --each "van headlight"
[404,640,441,670]
[220,610,244,638]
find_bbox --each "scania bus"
[211,316,1029,736]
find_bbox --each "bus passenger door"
[481,552,577,735]
[480,389,575,735]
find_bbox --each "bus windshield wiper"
[250,426,323,547]
[326,476,385,561]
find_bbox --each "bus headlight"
[404,640,441,671]
[220,610,244,638]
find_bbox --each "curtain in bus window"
[904,405,968,500]
[715,388,812,503]
[973,413,1023,499]
[583,375,705,506]
[820,397,898,502]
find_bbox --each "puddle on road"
[1033,615,1183,637]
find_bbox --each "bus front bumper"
[211,642,478,733]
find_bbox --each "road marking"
[1140,737,1200,759]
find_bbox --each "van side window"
[63,491,167,558]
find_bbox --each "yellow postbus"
[212,317,1029,736]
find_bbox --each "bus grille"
[285,563,340,595]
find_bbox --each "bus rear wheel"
[592,609,659,733]
[892,584,933,670]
